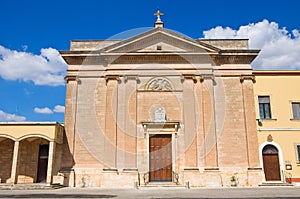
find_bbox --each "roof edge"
[253,70,300,76]
[0,122,63,125]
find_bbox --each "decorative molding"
[240,75,256,83]
[247,167,262,171]
[199,74,215,83]
[183,168,199,171]
[267,134,273,142]
[141,121,180,132]
[204,167,219,171]
[154,108,166,122]
[64,76,77,82]
[105,75,121,85]
[147,78,172,91]
[103,168,118,172]
[181,74,198,83]
[61,53,258,65]
[124,75,140,83]
[258,128,300,131]
[122,168,138,172]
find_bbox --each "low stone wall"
[72,168,138,188]
[101,170,138,188]
[182,167,264,188]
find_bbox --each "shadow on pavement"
[0,194,116,198]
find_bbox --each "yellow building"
[254,71,300,184]
[0,122,64,186]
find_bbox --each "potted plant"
[230,173,238,187]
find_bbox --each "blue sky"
[0,0,300,122]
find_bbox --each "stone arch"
[18,134,53,142]
[0,134,17,141]
[17,136,51,183]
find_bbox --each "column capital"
[124,75,140,84]
[105,75,121,85]
[181,74,198,83]
[240,75,256,83]
[199,74,215,82]
[64,76,77,83]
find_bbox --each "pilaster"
[104,75,120,168]
[201,75,218,168]
[182,75,197,168]
[240,75,261,168]
[124,75,139,169]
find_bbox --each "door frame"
[146,131,176,182]
[259,141,284,182]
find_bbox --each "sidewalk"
[0,187,300,198]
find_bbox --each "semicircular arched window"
[146,78,172,91]
[262,145,278,154]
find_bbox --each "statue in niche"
[154,108,166,122]
[147,78,172,91]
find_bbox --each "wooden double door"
[149,134,172,182]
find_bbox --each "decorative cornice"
[141,121,180,132]
[60,53,258,65]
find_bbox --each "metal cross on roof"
[154,9,164,22]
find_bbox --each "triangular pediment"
[137,42,187,52]
[99,28,220,54]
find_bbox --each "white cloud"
[34,107,53,114]
[203,19,300,70]
[34,105,65,114]
[53,105,65,113]
[0,46,67,86]
[0,110,26,122]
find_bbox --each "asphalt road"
[0,187,300,199]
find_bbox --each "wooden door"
[37,144,49,183]
[263,145,281,181]
[149,134,172,182]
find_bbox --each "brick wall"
[0,139,14,183]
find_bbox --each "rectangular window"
[296,145,300,163]
[292,102,300,119]
[258,96,271,119]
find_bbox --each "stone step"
[259,182,293,186]
[0,183,64,190]
[139,182,186,189]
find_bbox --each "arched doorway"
[0,136,15,183]
[262,145,281,181]
[18,137,49,183]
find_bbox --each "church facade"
[58,14,264,187]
